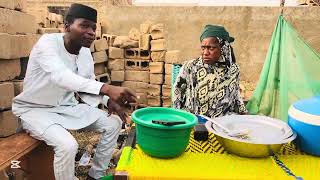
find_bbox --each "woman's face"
[201,37,221,64]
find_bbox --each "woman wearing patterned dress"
[172,24,247,118]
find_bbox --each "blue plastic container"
[288,96,320,156]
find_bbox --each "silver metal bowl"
[206,121,297,158]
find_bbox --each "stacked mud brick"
[0,0,39,137]
[90,38,110,84]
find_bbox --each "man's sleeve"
[33,35,104,95]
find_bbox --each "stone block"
[0,111,19,137]
[94,38,108,52]
[125,71,149,83]
[0,59,21,81]
[151,51,166,62]
[14,0,27,12]
[109,47,124,59]
[38,28,60,34]
[129,28,140,41]
[0,82,14,110]
[165,63,172,75]
[108,59,124,71]
[125,48,150,60]
[94,62,106,76]
[139,34,151,50]
[164,74,172,85]
[149,62,164,74]
[147,95,161,107]
[151,39,166,51]
[147,84,161,96]
[149,73,163,85]
[162,96,171,107]
[121,81,148,93]
[92,51,108,64]
[13,80,23,96]
[102,34,116,47]
[125,59,149,71]
[0,0,14,9]
[150,23,164,40]
[140,20,153,34]
[0,8,36,34]
[165,50,181,64]
[162,85,171,97]
[111,71,125,82]
[0,33,39,59]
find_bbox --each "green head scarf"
[200,24,234,43]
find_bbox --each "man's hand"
[107,99,128,123]
[100,84,137,106]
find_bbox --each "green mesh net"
[246,15,320,121]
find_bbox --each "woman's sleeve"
[233,68,248,114]
[172,63,189,110]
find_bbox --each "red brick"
[0,110,19,137]
[0,82,14,110]
[0,59,21,81]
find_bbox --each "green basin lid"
[132,107,197,129]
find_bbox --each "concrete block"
[108,59,124,71]
[56,14,64,24]
[121,81,148,93]
[90,42,95,52]
[94,38,108,52]
[151,39,166,51]
[109,47,124,59]
[125,48,150,60]
[95,73,111,84]
[150,23,164,40]
[147,84,161,96]
[38,28,60,34]
[0,59,21,81]
[162,85,171,97]
[0,8,36,34]
[164,74,172,85]
[94,62,106,76]
[0,33,39,59]
[125,71,149,83]
[92,51,108,63]
[162,96,171,107]
[96,23,102,39]
[102,34,116,47]
[125,59,149,71]
[140,20,153,34]
[14,0,27,12]
[151,51,166,62]
[13,80,23,96]
[165,63,172,75]
[149,73,163,85]
[147,95,161,107]
[93,38,109,51]
[149,62,164,74]
[0,0,14,9]
[0,111,19,137]
[113,36,138,49]
[0,82,14,110]
[19,57,28,79]
[136,92,148,105]
[129,28,140,41]
[165,50,181,64]
[139,34,151,50]
[111,71,125,82]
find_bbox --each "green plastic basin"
[132,107,197,158]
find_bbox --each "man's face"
[201,37,221,64]
[67,18,96,48]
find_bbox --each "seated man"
[12,3,136,180]
[172,24,247,118]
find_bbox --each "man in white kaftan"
[12,3,136,180]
